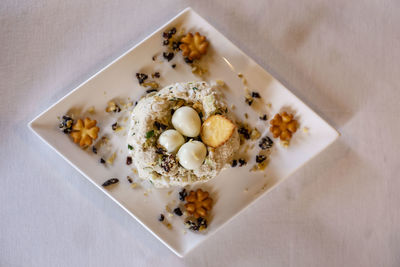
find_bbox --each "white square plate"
[29,7,339,257]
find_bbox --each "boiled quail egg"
[177,141,207,170]
[158,129,185,153]
[171,106,201,137]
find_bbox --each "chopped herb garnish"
[192,87,198,91]
[171,64,176,68]
[259,114,268,121]
[128,144,133,150]
[100,158,106,164]
[158,214,165,222]
[252,92,261,98]
[111,122,118,131]
[146,130,154,139]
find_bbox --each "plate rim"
[28,6,340,257]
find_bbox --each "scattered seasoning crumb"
[185,217,208,232]
[87,106,95,114]
[92,146,97,154]
[303,127,309,133]
[250,128,261,140]
[100,158,106,164]
[238,126,251,140]
[238,159,247,167]
[238,73,243,78]
[244,188,249,193]
[163,39,169,46]
[158,214,165,222]
[131,183,137,188]
[152,72,160,78]
[251,92,261,98]
[126,156,132,165]
[114,126,124,132]
[256,154,267,163]
[259,114,268,121]
[152,55,157,61]
[144,192,148,196]
[184,57,193,64]
[106,152,116,165]
[216,79,225,86]
[163,52,174,61]
[165,205,171,213]
[267,103,272,108]
[178,188,187,201]
[173,207,183,216]
[167,223,172,229]
[231,159,238,167]
[127,176,133,183]
[244,113,248,119]
[146,89,158,94]
[281,140,290,148]
[259,136,274,150]
[171,64,176,68]
[172,41,181,51]
[245,96,254,106]
[59,116,74,134]
[168,213,174,217]
[136,73,148,84]
[102,178,119,187]
[142,81,159,89]
[230,104,236,110]
[111,122,118,131]
[167,190,173,196]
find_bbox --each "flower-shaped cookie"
[269,112,298,141]
[70,118,100,147]
[184,189,213,218]
[179,32,209,60]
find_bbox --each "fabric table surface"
[1,0,399,266]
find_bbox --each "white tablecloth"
[1,0,399,266]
